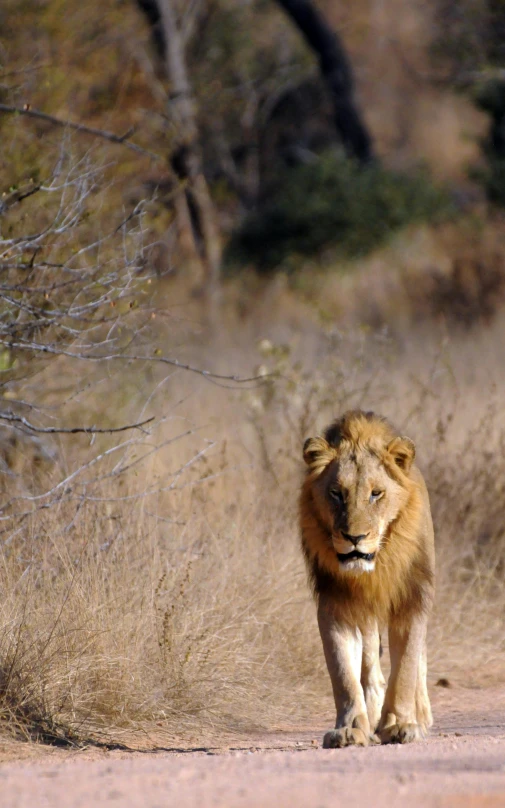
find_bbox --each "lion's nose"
[341,531,369,546]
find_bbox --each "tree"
[137,0,222,296]
[274,0,374,164]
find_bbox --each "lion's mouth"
[337,549,376,563]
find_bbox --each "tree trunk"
[149,0,222,294]
[275,0,374,164]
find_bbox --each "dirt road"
[1,686,505,808]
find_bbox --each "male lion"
[300,410,435,747]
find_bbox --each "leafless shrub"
[0,144,266,744]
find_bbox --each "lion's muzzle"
[333,532,379,573]
[336,549,376,564]
[341,531,370,545]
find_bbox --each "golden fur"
[299,410,435,746]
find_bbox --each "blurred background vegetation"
[1,0,505,290]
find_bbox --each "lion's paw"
[378,722,423,745]
[323,727,369,748]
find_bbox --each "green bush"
[226,153,451,272]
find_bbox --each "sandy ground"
[1,685,505,808]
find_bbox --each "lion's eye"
[329,489,343,504]
[370,489,384,502]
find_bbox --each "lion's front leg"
[379,613,428,744]
[318,598,373,748]
[361,622,385,734]
[415,639,433,732]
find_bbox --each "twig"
[0,411,155,435]
[0,434,145,512]
[4,341,273,385]
[0,184,41,215]
[0,103,162,161]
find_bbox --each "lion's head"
[303,411,416,575]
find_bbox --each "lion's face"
[303,424,416,575]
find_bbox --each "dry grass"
[0,466,323,744]
[1,305,505,747]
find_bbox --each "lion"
[299,410,435,747]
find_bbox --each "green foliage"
[226,154,451,272]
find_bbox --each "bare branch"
[4,341,273,385]
[0,103,162,161]
[0,412,155,435]
[0,183,41,215]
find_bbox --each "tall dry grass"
[0,465,323,743]
[1,309,505,746]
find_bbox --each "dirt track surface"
[1,686,505,808]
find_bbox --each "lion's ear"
[303,436,336,475]
[387,436,416,473]
[303,436,328,465]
